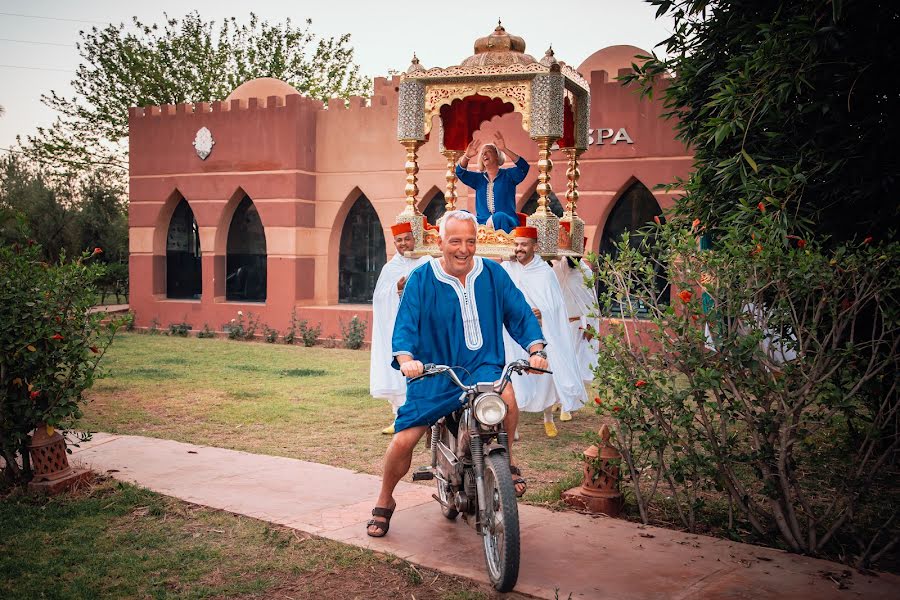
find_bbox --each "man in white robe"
[552,253,600,421]
[503,227,587,437]
[370,222,428,434]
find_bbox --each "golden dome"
[460,22,537,67]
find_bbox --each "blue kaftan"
[455,157,530,233]
[391,256,545,432]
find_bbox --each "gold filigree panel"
[423,83,532,135]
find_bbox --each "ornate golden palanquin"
[394,23,591,259]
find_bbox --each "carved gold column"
[560,147,585,254]
[527,136,560,255]
[441,149,461,215]
[397,139,425,245]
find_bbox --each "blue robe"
[391,256,545,431]
[456,157,530,233]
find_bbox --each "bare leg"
[500,385,526,496]
[367,425,428,535]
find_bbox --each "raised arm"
[455,138,482,188]
[494,132,529,183]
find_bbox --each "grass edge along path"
[0,475,532,600]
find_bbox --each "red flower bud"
[678,290,693,303]
[30,390,40,400]
[691,218,701,230]
[797,239,806,249]
[51,333,64,341]
[757,202,766,213]
[691,314,699,322]
[863,236,873,245]
[635,380,647,388]
[90,346,100,354]
[594,397,602,405]
[653,215,661,225]
[92,247,103,255]
[613,406,622,412]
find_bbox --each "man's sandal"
[509,465,527,498]
[366,505,396,537]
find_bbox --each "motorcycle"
[410,359,551,592]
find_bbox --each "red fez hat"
[513,226,538,239]
[560,221,571,232]
[516,212,528,227]
[391,222,412,236]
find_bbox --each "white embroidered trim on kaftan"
[486,180,495,214]
[431,257,484,351]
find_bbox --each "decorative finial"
[540,46,559,69]
[406,53,425,74]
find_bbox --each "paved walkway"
[71,434,899,599]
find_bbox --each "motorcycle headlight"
[473,393,507,426]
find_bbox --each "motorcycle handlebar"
[408,360,553,391]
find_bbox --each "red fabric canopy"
[439,95,515,151]
[558,97,575,149]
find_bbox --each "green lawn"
[80,333,601,503]
[0,476,519,600]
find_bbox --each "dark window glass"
[166,199,202,299]
[226,196,267,302]
[598,181,670,317]
[423,192,446,226]
[339,195,386,304]
[521,190,564,217]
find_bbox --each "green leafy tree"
[0,155,77,262]
[23,12,371,173]
[623,0,898,243]
[591,0,900,567]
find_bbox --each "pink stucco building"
[127,42,690,341]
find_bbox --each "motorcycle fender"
[483,442,508,458]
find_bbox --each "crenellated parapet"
[128,93,325,119]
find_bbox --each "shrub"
[340,315,366,350]
[594,218,899,566]
[196,323,215,339]
[299,320,322,347]
[243,312,261,341]
[168,322,191,337]
[0,243,122,484]
[263,326,278,343]
[147,317,160,335]
[122,311,135,331]
[283,308,300,345]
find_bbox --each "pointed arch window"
[339,194,386,304]
[423,192,447,226]
[521,189,564,217]
[226,196,267,302]
[166,198,202,299]
[598,181,670,317]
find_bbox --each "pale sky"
[0,0,672,152]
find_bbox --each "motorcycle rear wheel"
[482,453,520,592]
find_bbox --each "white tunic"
[553,258,600,385]
[502,257,588,412]
[369,253,429,411]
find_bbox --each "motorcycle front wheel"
[482,452,520,592]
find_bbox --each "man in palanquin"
[366,210,548,538]
[503,227,587,437]
[369,222,429,435]
[455,131,529,233]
